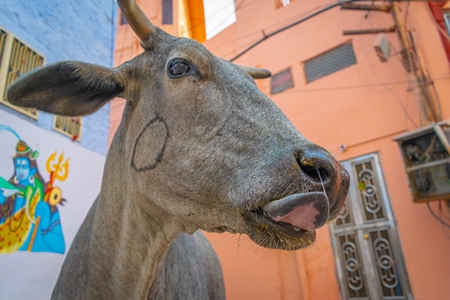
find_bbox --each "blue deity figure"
[0,141,65,254]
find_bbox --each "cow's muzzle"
[241,144,349,250]
[294,145,349,221]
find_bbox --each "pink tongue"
[262,192,329,232]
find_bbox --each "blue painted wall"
[0,0,117,155]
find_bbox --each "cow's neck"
[91,192,177,297]
[53,127,186,299]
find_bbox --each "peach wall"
[111,1,450,299]
[204,232,306,300]
[204,0,450,299]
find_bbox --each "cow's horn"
[236,65,272,79]
[117,0,155,43]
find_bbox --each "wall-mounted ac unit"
[394,121,450,203]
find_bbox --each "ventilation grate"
[270,67,294,94]
[304,42,356,83]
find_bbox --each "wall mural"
[0,125,68,254]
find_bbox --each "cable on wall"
[230,0,448,62]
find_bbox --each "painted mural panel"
[0,109,105,299]
[0,125,68,254]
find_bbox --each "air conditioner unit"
[394,121,450,203]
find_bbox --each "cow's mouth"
[243,192,330,250]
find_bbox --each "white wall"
[0,110,106,299]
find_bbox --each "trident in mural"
[45,152,69,205]
[0,125,68,254]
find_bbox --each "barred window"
[53,116,83,142]
[304,42,357,83]
[270,67,294,94]
[0,27,44,119]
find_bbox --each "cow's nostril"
[296,156,331,184]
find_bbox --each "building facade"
[203,1,450,299]
[111,1,450,299]
[0,1,116,298]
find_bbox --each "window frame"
[0,26,45,119]
[302,40,357,84]
[270,67,294,95]
[52,116,83,142]
[443,10,450,35]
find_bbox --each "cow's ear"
[6,61,124,117]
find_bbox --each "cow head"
[6,0,349,250]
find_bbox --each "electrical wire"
[438,201,450,239]
[229,0,449,62]
[274,76,448,94]
[440,201,450,220]
[362,10,420,128]
[427,201,450,229]
[230,0,351,61]
[404,0,411,25]
[425,0,450,43]
[404,6,443,122]
[207,1,338,52]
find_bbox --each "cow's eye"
[168,60,190,78]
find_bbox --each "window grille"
[53,116,83,141]
[0,27,44,119]
[304,42,357,83]
[270,67,294,94]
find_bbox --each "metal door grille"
[368,228,404,298]
[304,42,356,83]
[337,232,369,299]
[355,160,387,222]
[330,154,412,300]
[335,200,354,227]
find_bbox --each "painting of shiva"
[0,139,69,254]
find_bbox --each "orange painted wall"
[111,1,450,299]
[202,1,450,299]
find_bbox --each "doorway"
[329,154,413,299]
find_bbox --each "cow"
[6,0,349,299]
